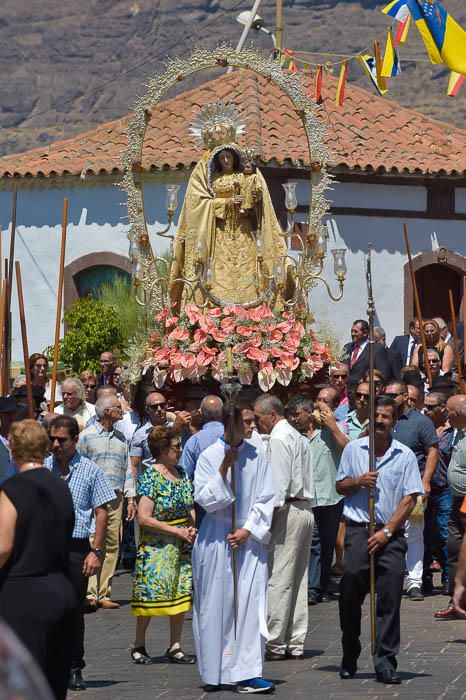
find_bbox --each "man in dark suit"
[374,326,402,381]
[390,319,420,366]
[97,352,116,387]
[341,319,388,382]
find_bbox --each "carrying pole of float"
[366,245,377,655]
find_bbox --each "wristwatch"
[91,547,104,558]
[382,527,393,539]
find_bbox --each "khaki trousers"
[87,492,123,602]
[267,501,313,656]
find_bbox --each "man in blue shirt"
[45,415,115,692]
[336,396,423,685]
[385,379,439,600]
[179,395,224,479]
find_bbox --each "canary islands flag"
[406,0,466,75]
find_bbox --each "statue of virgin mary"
[169,102,293,310]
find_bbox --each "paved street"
[77,569,466,700]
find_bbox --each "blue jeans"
[423,486,453,583]
[308,500,344,595]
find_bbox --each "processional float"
[121,45,347,635]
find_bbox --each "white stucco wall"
[0,174,464,360]
[0,173,188,360]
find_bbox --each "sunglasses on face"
[49,435,68,444]
[332,374,347,380]
[384,392,401,399]
[424,404,440,411]
[356,392,369,399]
[146,402,167,411]
[85,384,96,389]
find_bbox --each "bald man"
[435,395,466,620]
[180,395,224,480]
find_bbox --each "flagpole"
[276,0,282,50]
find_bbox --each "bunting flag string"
[335,60,348,106]
[394,14,411,45]
[382,28,401,77]
[274,0,466,103]
[448,71,465,97]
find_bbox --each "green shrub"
[44,297,124,373]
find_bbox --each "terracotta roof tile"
[0,70,465,180]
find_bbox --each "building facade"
[0,71,465,359]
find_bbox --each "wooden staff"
[3,187,18,395]
[403,224,432,387]
[7,185,17,309]
[15,262,34,418]
[50,199,68,411]
[0,280,6,396]
[448,290,464,394]
[0,274,8,394]
[366,245,377,655]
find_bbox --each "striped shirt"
[45,451,116,538]
[78,420,136,497]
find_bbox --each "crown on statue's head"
[189,100,246,150]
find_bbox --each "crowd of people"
[0,321,465,697]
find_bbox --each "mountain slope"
[0,0,464,157]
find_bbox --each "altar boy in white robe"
[192,405,276,694]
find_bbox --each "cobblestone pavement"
[75,569,466,700]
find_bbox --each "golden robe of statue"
[169,144,292,310]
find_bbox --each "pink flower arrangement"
[144,304,331,391]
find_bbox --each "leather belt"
[345,519,404,536]
[285,497,307,504]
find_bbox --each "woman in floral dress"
[131,425,196,664]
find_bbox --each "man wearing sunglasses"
[45,415,115,691]
[385,380,439,601]
[346,382,370,441]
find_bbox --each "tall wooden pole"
[276,0,283,49]
[15,262,34,419]
[7,186,17,309]
[366,245,376,655]
[449,290,464,394]
[0,280,6,396]
[3,187,18,395]
[403,224,432,387]
[50,198,68,411]
[1,275,9,394]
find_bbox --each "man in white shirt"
[253,393,314,660]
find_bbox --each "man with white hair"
[78,395,136,609]
[433,317,451,344]
[254,393,314,660]
[56,378,96,429]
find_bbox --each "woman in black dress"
[0,419,76,700]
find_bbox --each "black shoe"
[422,579,434,594]
[320,593,330,603]
[407,586,424,601]
[441,581,450,596]
[308,591,321,605]
[339,667,355,679]
[264,651,285,661]
[376,669,401,685]
[69,670,86,691]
